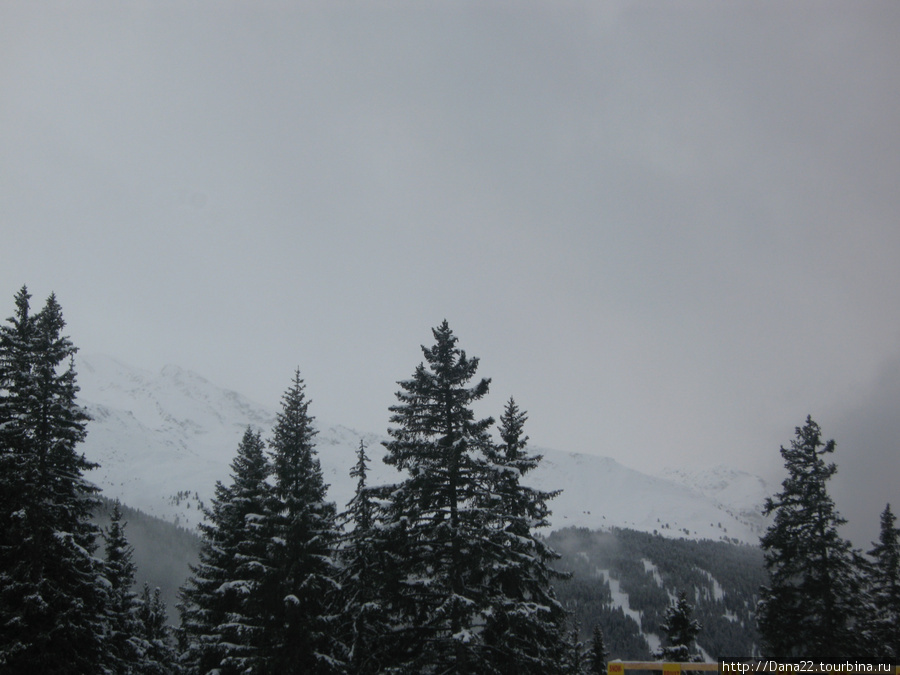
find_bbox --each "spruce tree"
[179,427,272,674]
[656,591,702,663]
[866,504,900,659]
[103,499,142,674]
[757,416,863,660]
[373,321,500,672]
[264,371,343,673]
[374,322,567,674]
[0,288,108,673]
[481,398,568,673]
[135,584,179,675]
[339,440,388,674]
[560,614,588,675]
[347,439,374,533]
[588,624,608,675]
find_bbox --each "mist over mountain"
[76,354,772,658]
[550,526,765,659]
[76,354,770,543]
[93,497,200,620]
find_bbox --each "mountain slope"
[660,465,770,535]
[76,355,770,543]
[550,526,765,659]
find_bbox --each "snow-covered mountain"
[660,465,771,534]
[76,355,770,544]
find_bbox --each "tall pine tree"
[338,440,389,674]
[374,321,499,672]
[264,371,343,673]
[0,287,108,673]
[135,584,179,675]
[656,591,702,663]
[560,614,588,675]
[757,416,863,660]
[373,322,567,674]
[179,427,272,674]
[587,624,608,675]
[481,398,568,673]
[866,504,900,660]
[103,500,142,674]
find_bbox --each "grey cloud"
[1,2,899,510]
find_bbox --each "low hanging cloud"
[829,355,900,548]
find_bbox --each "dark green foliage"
[656,591,702,662]
[588,624,608,675]
[103,502,179,674]
[264,372,343,673]
[866,504,900,659]
[0,287,108,673]
[373,321,501,672]
[347,439,374,532]
[481,398,568,673]
[550,527,764,660]
[92,501,196,674]
[135,584,179,674]
[561,614,589,674]
[338,440,388,674]
[373,322,568,674]
[104,500,143,673]
[555,576,652,662]
[179,427,272,673]
[758,416,864,660]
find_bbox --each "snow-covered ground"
[76,354,770,542]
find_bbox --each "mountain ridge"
[76,354,770,544]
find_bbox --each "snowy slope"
[76,355,769,542]
[659,465,770,535]
[77,355,278,526]
[531,450,767,542]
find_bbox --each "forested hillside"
[92,497,768,663]
[93,497,201,615]
[550,527,765,660]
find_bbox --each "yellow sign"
[608,663,625,675]
[663,664,681,675]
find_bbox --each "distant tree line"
[3,286,897,672]
[550,526,765,659]
[92,496,201,617]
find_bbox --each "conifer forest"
[1,287,898,673]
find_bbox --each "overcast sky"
[2,1,898,545]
